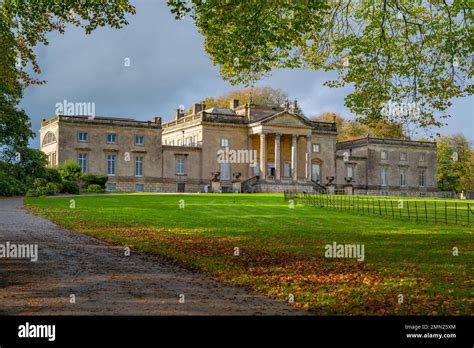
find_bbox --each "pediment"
[260,112,311,128]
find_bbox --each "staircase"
[241,176,324,193]
[241,176,259,193]
[311,180,327,194]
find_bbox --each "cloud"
[19,0,473,147]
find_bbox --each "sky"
[20,0,473,148]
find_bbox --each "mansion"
[39,100,438,196]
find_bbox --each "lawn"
[25,194,473,315]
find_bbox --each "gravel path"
[0,197,305,315]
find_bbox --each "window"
[47,152,56,167]
[381,167,388,186]
[42,132,56,146]
[177,139,182,146]
[284,163,291,177]
[106,183,116,192]
[78,153,88,172]
[312,164,321,182]
[419,153,426,162]
[107,154,116,176]
[78,132,88,142]
[135,184,144,192]
[381,151,387,160]
[135,156,144,177]
[221,138,229,147]
[400,152,407,161]
[346,165,353,178]
[400,168,407,186]
[313,144,320,153]
[107,134,117,143]
[176,158,185,175]
[220,162,230,180]
[419,169,425,187]
[135,135,144,145]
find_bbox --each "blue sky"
[20,1,473,148]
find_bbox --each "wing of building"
[39,100,438,196]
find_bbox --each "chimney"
[175,109,182,120]
[230,99,239,109]
[154,116,161,125]
[192,103,202,114]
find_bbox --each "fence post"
[424,201,428,223]
[391,200,394,217]
[367,197,370,214]
[445,200,447,224]
[378,200,382,215]
[468,202,470,225]
[455,202,458,224]
[415,201,418,222]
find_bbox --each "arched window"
[42,132,56,146]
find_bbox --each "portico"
[249,111,314,183]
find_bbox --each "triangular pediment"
[260,112,312,128]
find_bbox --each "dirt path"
[0,198,304,315]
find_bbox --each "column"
[291,134,298,181]
[306,135,312,181]
[275,133,281,180]
[260,133,267,180]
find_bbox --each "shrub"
[84,184,105,193]
[32,178,47,189]
[26,182,60,197]
[44,168,63,184]
[0,174,26,196]
[81,174,108,189]
[61,181,80,194]
[58,160,82,181]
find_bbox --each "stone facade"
[39,101,438,196]
[335,137,438,197]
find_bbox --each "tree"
[168,1,472,134]
[437,134,472,192]
[1,0,135,90]
[312,112,407,141]
[0,0,136,196]
[187,86,288,113]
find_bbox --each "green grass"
[25,194,473,315]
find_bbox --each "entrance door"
[267,162,275,178]
[312,164,321,182]
[177,183,185,192]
